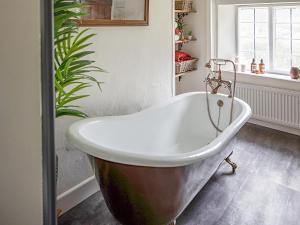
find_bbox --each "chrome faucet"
[205,59,235,98]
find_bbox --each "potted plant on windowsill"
[54,0,104,214]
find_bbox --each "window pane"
[275,39,291,54]
[238,7,269,71]
[256,8,268,22]
[292,8,300,23]
[292,40,300,54]
[274,55,291,71]
[240,51,254,66]
[273,7,296,73]
[240,23,254,37]
[256,38,269,51]
[276,24,291,39]
[254,8,269,69]
[292,55,300,66]
[292,24,300,39]
[274,38,291,71]
[240,38,254,51]
[256,23,268,38]
[239,8,254,22]
[275,8,291,24]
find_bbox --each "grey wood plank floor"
[58,124,300,225]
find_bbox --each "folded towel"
[175,51,192,62]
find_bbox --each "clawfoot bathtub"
[67,92,251,225]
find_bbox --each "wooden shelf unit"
[174,1,198,84]
[175,38,197,44]
[175,9,197,13]
[175,68,198,78]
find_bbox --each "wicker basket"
[175,0,193,11]
[176,58,198,74]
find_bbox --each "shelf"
[175,9,197,13]
[175,68,198,78]
[175,38,197,44]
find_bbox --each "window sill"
[222,71,300,92]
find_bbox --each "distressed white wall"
[56,0,173,204]
[0,0,43,224]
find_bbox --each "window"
[238,5,300,74]
[238,7,269,69]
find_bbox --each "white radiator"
[235,83,300,131]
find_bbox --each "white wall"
[56,0,174,212]
[0,0,43,225]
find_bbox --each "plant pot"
[290,67,300,79]
[188,35,193,40]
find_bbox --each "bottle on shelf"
[259,59,265,74]
[251,58,257,73]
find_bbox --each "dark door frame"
[41,0,56,224]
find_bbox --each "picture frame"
[78,0,149,26]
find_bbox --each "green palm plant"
[54,0,104,118]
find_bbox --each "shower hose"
[205,59,237,135]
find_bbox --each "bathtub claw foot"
[169,220,176,225]
[225,152,237,174]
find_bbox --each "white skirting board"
[57,175,100,215]
[249,118,300,136]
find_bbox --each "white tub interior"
[78,93,242,156]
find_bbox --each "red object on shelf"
[175,51,192,62]
[175,28,182,35]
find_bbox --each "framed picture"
[78,0,149,26]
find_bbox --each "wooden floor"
[58,124,300,225]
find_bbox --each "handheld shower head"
[204,58,238,133]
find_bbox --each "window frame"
[237,4,300,75]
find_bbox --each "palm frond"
[54,0,105,118]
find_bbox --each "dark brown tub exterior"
[95,140,234,225]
